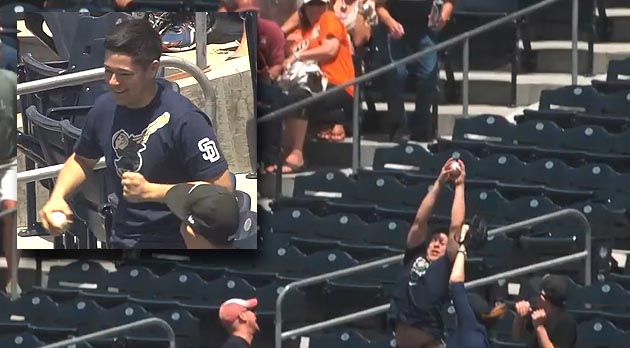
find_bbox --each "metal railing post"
[275,254,403,348]
[462,38,470,117]
[571,0,579,85]
[352,82,361,174]
[195,12,208,70]
[40,318,176,348]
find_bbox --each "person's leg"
[411,33,439,141]
[283,117,309,172]
[376,24,410,140]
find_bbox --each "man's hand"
[40,197,73,236]
[122,172,154,203]
[531,309,547,327]
[433,13,449,31]
[515,300,532,318]
[453,159,466,186]
[386,19,405,39]
[437,157,457,185]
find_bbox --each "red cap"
[219,298,258,326]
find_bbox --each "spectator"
[266,0,355,174]
[0,68,17,291]
[374,0,455,141]
[281,0,377,141]
[388,158,464,348]
[446,224,507,348]
[164,183,240,249]
[512,274,577,348]
[219,298,260,348]
[39,19,232,249]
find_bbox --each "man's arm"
[407,158,456,249]
[121,170,233,204]
[40,154,99,233]
[447,160,465,261]
[534,326,554,348]
[376,0,405,38]
[512,300,532,340]
[50,154,98,201]
[281,11,300,35]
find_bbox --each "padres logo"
[198,137,221,162]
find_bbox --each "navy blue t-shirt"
[445,282,490,348]
[388,241,452,340]
[75,83,228,248]
[383,0,432,34]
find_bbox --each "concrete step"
[606,8,630,42]
[433,71,604,106]
[519,41,630,75]
[363,103,523,137]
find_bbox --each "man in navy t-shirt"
[39,19,232,248]
[388,158,465,348]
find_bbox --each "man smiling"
[40,19,232,249]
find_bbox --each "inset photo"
[16,11,257,250]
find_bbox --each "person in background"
[512,274,577,348]
[164,183,240,249]
[281,0,376,141]
[266,0,355,174]
[219,298,260,348]
[374,0,456,142]
[0,67,17,292]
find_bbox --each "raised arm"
[447,159,466,260]
[407,158,456,249]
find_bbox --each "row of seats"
[451,114,630,154]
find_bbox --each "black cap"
[539,274,568,307]
[165,183,240,245]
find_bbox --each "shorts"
[0,159,17,202]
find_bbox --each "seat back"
[452,114,515,143]
[24,106,66,166]
[607,57,630,82]
[539,85,601,113]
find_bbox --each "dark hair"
[298,1,333,30]
[104,19,162,69]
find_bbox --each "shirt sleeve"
[318,12,347,43]
[449,282,478,331]
[74,106,104,160]
[548,315,577,348]
[176,111,229,181]
[268,22,286,66]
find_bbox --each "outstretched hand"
[437,157,457,185]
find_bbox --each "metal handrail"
[40,318,176,348]
[17,159,107,185]
[258,0,579,125]
[275,209,592,346]
[17,55,218,128]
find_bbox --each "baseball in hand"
[50,211,69,230]
[450,162,461,175]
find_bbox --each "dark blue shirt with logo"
[75,83,228,248]
[388,241,452,340]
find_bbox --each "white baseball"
[50,211,68,230]
[451,162,461,174]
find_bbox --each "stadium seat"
[293,170,355,200]
[306,330,372,348]
[372,143,433,172]
[570,163,619,192]
[539,85,601,113]
[46,260,109,294]
[465,189,509,220]
[452,114,515,143]
[576,318,628,348]
[362,219,409,249]
[0,332,45,348]
[561,126,614,153]
[55,298,106,335]
[302,250,359,276]
[151,309,200,348]
[599,90,630,115]
[521,158,572,188]
[472,154,526,182]
[512,120,564,148]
